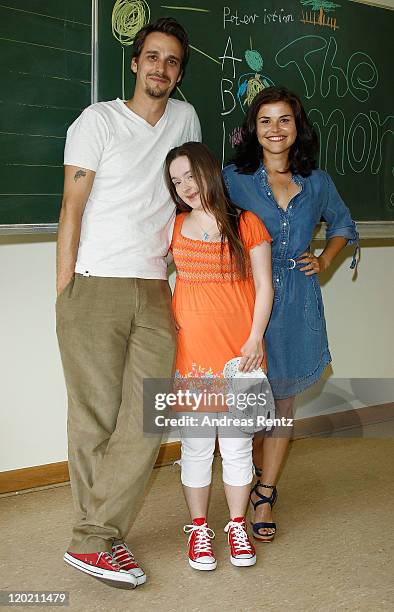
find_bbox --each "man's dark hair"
[132,17,189,73]
[232,86,319,177]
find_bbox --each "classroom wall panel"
[0,236,393,473]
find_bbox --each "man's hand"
[57,275,73,298]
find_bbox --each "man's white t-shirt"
[64,98,201,278]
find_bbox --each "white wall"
[296,240,394,419]
[1,235,393,472]
[0,236,67,471]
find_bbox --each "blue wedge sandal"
[249,481,278,542]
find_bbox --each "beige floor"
[1,429,394,612]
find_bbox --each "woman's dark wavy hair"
[232,86,318,176]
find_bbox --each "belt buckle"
[288,258,296,270]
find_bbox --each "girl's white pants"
[179,412,253,487]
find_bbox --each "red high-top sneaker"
[224,517,257,567]
[183,517,217,571]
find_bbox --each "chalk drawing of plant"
[112,0,151,98]
[237,48,274,113]
[300,0,341,30]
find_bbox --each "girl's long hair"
[232,86,318,176]
[165,142,247,279]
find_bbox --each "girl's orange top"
[171,211,272,378]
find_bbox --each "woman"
[223,86,358,542]
[165,142,274,571]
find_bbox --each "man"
[56,17,201,588]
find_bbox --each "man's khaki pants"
[56,274,176,553]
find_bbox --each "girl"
[165,142,274,570]
[223,86,358,543]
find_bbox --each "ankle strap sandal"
[249,480,278,542]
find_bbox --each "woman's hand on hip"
[239,334,264,372]
[297,252,328,276]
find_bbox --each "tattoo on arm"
[73,169,87,182]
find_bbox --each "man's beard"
[145,75,171,99]
[145,84,168,99]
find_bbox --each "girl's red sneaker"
[224,517,257,567]
[183,517,217,571]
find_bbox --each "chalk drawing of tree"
[300,0,340,29]
[301,0,340,19]
[301,0,341,9]
[112,0,150,98]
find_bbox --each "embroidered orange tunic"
[171,211,272,378]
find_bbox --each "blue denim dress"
[223,164,358,399]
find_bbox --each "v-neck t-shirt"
[64,98,201,278]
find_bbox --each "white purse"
[223,357,275,434]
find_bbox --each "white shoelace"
[112,543,137,567]
[98,551,119,568]
[224,521,252,554]
[183,523,215,555]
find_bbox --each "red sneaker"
[111,542,146,586]
[224,517,257,567]
[63,551,137,587]
[183,517,217,571]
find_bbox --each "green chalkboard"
[97,0,394,222]
[0,0,91,228]
[1,0,393,229]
